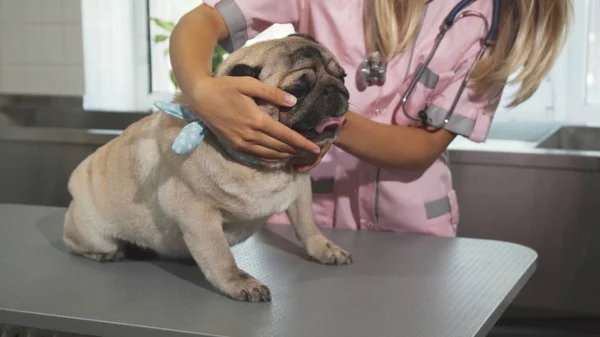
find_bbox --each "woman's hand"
[189,76,321,162]
[168,5,319,163]
[288,143,332,172]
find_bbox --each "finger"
[259,158,282,163]
[295,166,311,173]
[238,78,298,108]
[249,132,303,155]
[293,148,329,172]
[293,163,317,173]
[260,118,321,154]
[239,144,292,161]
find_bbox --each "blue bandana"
[153,101,262,166]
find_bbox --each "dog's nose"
[325,85,350,99]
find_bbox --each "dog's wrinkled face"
[215,34,350,146]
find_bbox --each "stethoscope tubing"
[396,0,500,128]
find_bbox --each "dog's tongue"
[315,117,347,134]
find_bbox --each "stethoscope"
[360,0,500,129]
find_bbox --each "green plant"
[149,17,229,91]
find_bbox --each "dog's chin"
[257,126,340,172]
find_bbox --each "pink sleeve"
[424,3,502,143]
[203,0,305,52]
[426,60,501,142]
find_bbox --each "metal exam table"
[0,204,537,337]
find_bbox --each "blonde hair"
[364,0,573,107]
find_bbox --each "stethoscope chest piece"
[360,51,387,87]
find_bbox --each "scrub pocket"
[424,189,459,237]
[376,173,459,237]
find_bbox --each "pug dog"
[62,33,352,302]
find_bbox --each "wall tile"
[21,0,42,23]
[41,25,65,64]
[39,0,63,23]
[21,0,62,24]
[0,0,86,96]
[22,25,45,64]
[63,25,83,65]
[22,24,68,64]
[0,22,24,64]
[0,0,26,23]
[61,0,81,23]
[0,65,83,95]
[24,0,62,23]
[57,65,85,95]
[0,66,29,93]
[25,66,56,94]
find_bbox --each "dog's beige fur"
[63,34,352,302]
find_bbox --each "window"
[493,0,599,123]
[562,0,600,122]
[586,0,600,105]
[148,0,198,95]
[147,0,294,99]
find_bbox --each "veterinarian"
[168,0,571,236]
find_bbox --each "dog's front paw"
[306,236,352,265]
[83,250,125,262]
[222,269,272,303]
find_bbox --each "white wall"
[0,0,84,96]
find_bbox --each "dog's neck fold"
[153,101,265,167]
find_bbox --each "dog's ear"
[288,33,318,43]
[228,64,262,79]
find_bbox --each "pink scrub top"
[203,0,500,237]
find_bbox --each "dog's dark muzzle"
[290,85,349,136]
